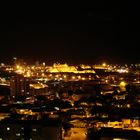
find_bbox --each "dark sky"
[0,2,139,64]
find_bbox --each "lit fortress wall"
[48,63,95,73]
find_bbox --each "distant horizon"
[0,57,139,66]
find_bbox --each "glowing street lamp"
[16,65,20,69]
[119,81,127,91]
[120,81,126,87]
[102,63,107,67]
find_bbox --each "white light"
[16,133,21,136]
[32,129,37,132]
[43,62,45,66]
[7,127,10,131]
[54,107,60,110]
[117,69,128,73]
[1,63,5,66]
[21,90,25,93]
[59,78,63,80]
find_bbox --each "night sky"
[0,2,139,65]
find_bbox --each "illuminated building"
[30,83,48,95]
[10,76,30,96]
[48,63,95,73]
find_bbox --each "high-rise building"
[10,76,30,96]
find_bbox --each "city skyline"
[0,2,140,139]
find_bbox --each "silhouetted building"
[0,120,62,140]
[10,76,30,96]
[0,85,10,96]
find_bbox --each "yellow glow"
[31,66,35,69]
[127,104,130,108]
[25,71,31,77]
[78,75,81,79]
[15,65,25,74]
[102,63,107,67]
[72,76,76,80]
[55,74,59,78]
[105,80,108,83]
[30,83,48,89]
[117,69,129,73]
[48,63,95,73]
[80,64,91,69]
[82,77,85,80]
[120,81,126,87]
[42,73,45,77]
[16,65,20,69]
[15,69,24,74]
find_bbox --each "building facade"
[10,76,30,96]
